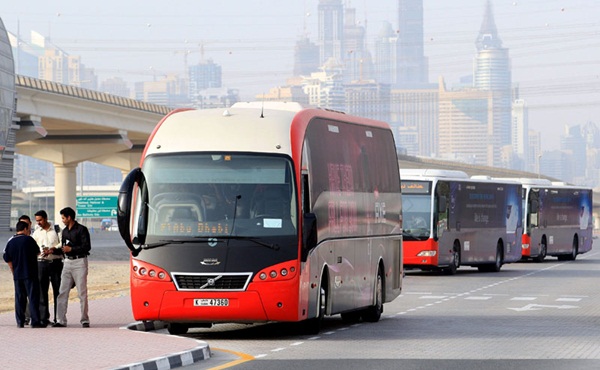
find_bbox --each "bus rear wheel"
[533,239,547,262]
[361,267,383,322]
[478,244,503,273]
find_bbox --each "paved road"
[180,249,600,369]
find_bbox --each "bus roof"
[400,169,469,179]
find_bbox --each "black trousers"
[38,260,63,323]
[14,278,41,327]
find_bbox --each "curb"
[111,321,211,370]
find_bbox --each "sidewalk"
[0,295,210,370]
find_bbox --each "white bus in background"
[401,169,523,274]
[507,178,593,262]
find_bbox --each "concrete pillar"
[54,163,78,226]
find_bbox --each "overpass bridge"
[12,76,600,224]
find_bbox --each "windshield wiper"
[219,235,280,251]
[141,237,215,250]
[139,236,279,251]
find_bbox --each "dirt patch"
[0,261,130,314]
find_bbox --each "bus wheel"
[567,236,578,261]
[533,239,547,262]
[361,267,384,322]
[167,323,189,335]
[444,242,461,275]
[304,277,327,334]
[478,244,503,272]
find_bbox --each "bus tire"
[478,243,503,273]
[443,241,461,275]
[361,266,384,322]
[167,323,189,335]
[304,275,328,334]
[566,236,578,261]
[533,237,547,263]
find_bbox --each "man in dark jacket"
[53,207,91,328]
[3,220,44,328]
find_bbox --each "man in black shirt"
[3,220,44,328]
[52,207,92,328]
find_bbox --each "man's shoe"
[24,319,30,325]
[52,322,66,328]
[32,323,47,328]
[17,324,24,328]
[82,322,90,328]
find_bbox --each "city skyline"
[3,0,600,151]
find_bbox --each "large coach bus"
[512,178,593,262]
[400,169,523,274]
[117,102,403,334]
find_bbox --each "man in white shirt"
[33,210,63,326]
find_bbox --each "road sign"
[76,196,118,218]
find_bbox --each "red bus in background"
[117,102,403,334]
[401,169,523,274]
[512,178,593,262]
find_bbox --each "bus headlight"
[259,272,267,280]
[417,251,437,257]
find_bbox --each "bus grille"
[171,273,252,291]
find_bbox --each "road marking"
[209,347,256,369]
[507,304,579,312]
[556,297,582,302]
[419,295,448,299]
[464,296,492,300]
[510,297,537,301]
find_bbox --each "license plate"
[194,298,229,307]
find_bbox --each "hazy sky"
[2,0,600,151]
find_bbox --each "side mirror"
[301,212,317,262]
[117,167,145,256]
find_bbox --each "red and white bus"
[117,102,403,334]
[400,169,523,274]
[513,178,593,262]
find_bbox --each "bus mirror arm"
[117,167,144,254]
[301,212,317,262]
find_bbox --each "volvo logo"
[200,258,221,266]
[200,275,223,289]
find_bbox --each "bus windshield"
[402,193,432,240]
[141,153,297,240]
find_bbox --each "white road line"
[464,296,492,300]
[556,297,582,302]
[510,297,537,301]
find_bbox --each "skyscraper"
[473,0,512,167]
[396,0,429,87]
[293,36,319,76]
[374,21,398,86]
[318,0,344,65]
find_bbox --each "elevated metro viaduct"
[13,75,600,226]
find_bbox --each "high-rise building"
[528,129,541,174]
[511,99,528,170]
[301,59,345,112]
[396,0,429,87]
[374,22,398,86]
[342,7,371,83]
[135,74,188,107]
[189,59,222,98]
[437,77,496,166]
[318,0,344,65]
[100,77,131,99]
[293,37,319,76]
[561,125,587,182]
[345,80,390,123]
[391,87,438,157]
[473,0,512,153]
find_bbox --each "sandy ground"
[1,230,131,314]
[0,261,130,314]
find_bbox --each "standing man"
[33,210,63,326]
[53,207,91,328]
[3,220,44,328]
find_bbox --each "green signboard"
[76,196,118,218]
